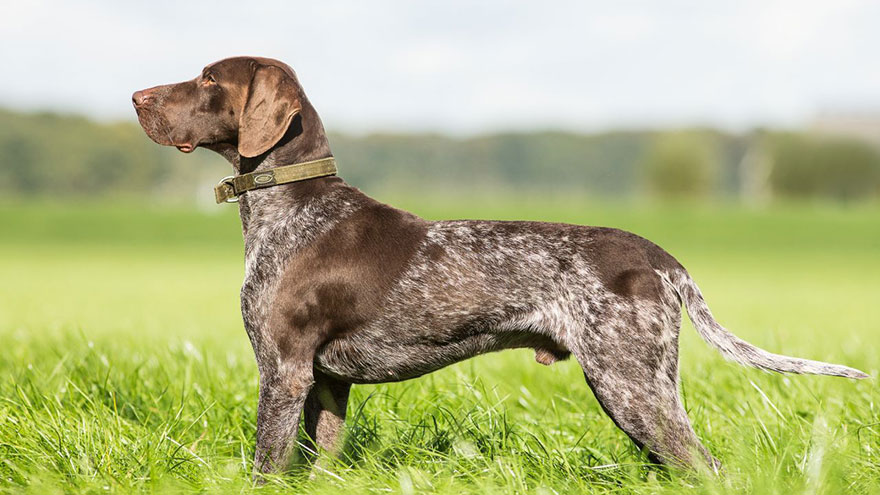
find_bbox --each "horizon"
[5,103,876,140]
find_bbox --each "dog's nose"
[132,89,152,108]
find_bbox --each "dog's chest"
[237,190,363,361]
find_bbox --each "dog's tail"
[664,268,868,379]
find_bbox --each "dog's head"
[132,56,303,158]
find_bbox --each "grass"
[0,194,878,494]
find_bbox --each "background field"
[0,197,877,494]
[5,2,880,492]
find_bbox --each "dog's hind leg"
[301,370,351,465]
[568,303,720,472]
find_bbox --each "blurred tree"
[641,130,721,200]
[0,108,227,199]
[0,135,43,193]
[767,133,880,202]
[2,107,878,203]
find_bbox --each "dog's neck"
[208,99,333,175]
[207,99,360,246]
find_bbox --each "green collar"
[214,157,338,204]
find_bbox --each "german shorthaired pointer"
[132,56,867,477]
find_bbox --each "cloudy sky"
[2,0,879,134]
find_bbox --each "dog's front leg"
[253,363,314,477]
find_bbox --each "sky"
[2,0,880,135]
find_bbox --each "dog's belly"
[314,333,494,384]
[314,329,564,384]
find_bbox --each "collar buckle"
[214,176,239,204]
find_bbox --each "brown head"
[132,56,329,169]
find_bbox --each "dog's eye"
[202,73,217,85]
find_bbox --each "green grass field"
[1,195,878,494]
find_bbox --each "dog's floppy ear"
[238,65,302,158]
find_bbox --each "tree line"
[2,108,879,203]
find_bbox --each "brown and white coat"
[133,56,867,477]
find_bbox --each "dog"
[132,56,867,476]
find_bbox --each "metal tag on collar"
[251,171,277,187]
